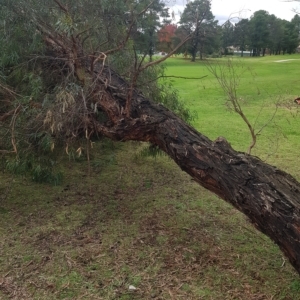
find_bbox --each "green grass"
[163,54,300,177]
[1,54,300,299]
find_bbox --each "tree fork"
[93,66,300,275]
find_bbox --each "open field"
[163,54,300,178]
[1,54,300,299]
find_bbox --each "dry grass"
[0,142,300,299]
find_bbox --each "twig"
[281,256,286,267]
[148,74,208,83]
[10,104,21,154]
[0,107,20,123]
[53,0,68,14]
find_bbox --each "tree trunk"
[191,51,196,62]
[93,66,300,275]
[191,38,198,62]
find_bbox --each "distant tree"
[171,26,190,55]
[281,19,299,53]
[132,0,169,61]
[249,10,270,56]
[221,20,235,55]
[233,19,249,56]
[267,15,285,55]
[179,0,218,61]
[291,14,300,39]
[157,24,177,52]
[198,24,220,59]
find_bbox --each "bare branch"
[139,34,193,72]
[145,75,208,85]
[53,0,69,14]
[103,19,135,56]
[205,59,257,154]
[0,83,20,97]
[0,106,20,123]
[137,0,156,16]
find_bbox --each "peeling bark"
[91,65,300,275]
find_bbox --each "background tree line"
[157,1,300,59]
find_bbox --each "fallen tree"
[92,65,300,275]
[1,0,300,276]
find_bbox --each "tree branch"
[0,106,21,123]
[53,0,69,14]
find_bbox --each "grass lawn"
[163,54,300,178]
[1,54,300,299]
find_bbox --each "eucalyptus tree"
[3,0,300,277]
[281,19,299,53]
[0,0,191,182]
[267,15,285,55]
[221,20,235,55]
[233,19,249,56]
[132,0,170,61]
[248,10,270,56]
[179,0,218,61]
[291,14,300,37]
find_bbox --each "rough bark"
[92,65,300,275]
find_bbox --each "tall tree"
[291,14,300,36]
[179,0,218,61]
[281,19,299,54]
[132,0,169,61]
[221,20,235,55]
[267,15,285,55]
[233,19,249,56]
[249,10,270,56]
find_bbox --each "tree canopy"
[179,0,219,60]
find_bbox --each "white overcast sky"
[163,0,299,23]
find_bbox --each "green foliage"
[132,0,169,60]
[221,20,234,52]
[233,11,299,56]
[233,19,249,53]
[248,10,270,56]
[137,63,196,123]
[0,2,43,69]
[5,155,63,185]
[290,279,300,292]
[179,0,219,61]
[282,19,299,54]
[158,82,197,123]
[138,144,166,158]
[0,0,298,183]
